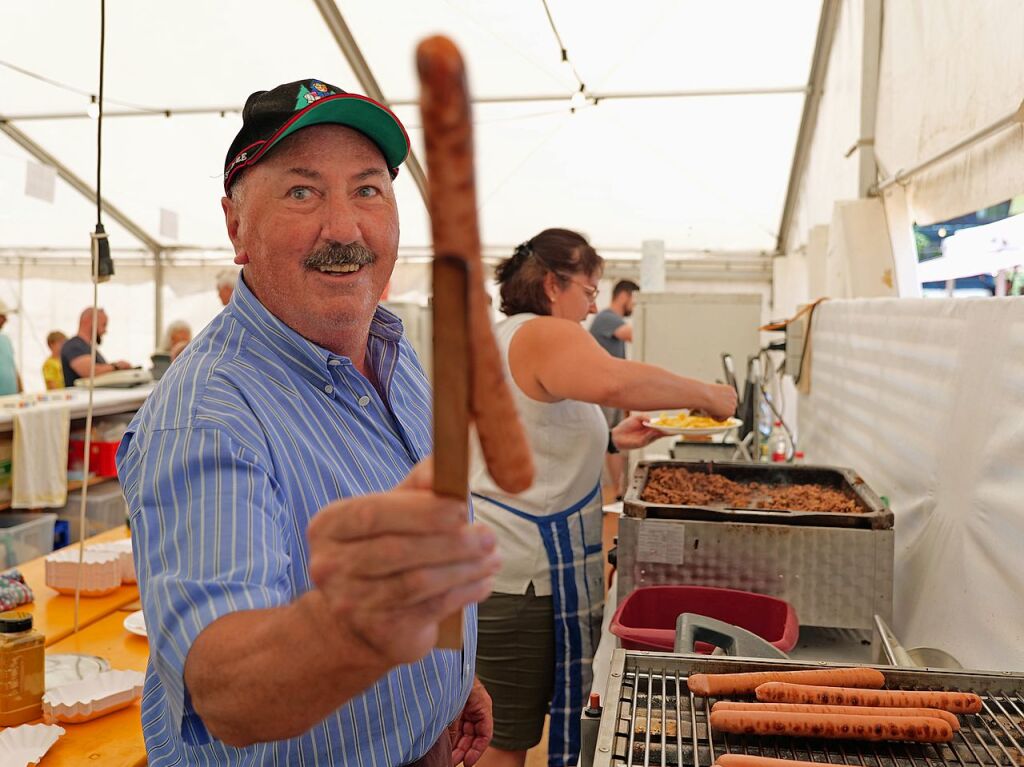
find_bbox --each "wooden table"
[42,610,149,766]
[17,526,140,646]
[6,527,148,765]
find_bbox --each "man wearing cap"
[0,300,21,396]
[117,80,497,767]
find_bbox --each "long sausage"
[416,36,534,494]
[754,682,983,714]
[709,710,954,743]
[717,756,847,767]
[687,667,885,697]
[711,701,960,731]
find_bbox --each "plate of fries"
[643,411,743,436]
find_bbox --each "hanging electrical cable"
[539,0,588,109]
[73,0,112,632]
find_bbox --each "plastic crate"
[67,439,121,478]
[0,512,57,568]
[609,585,799,654]
[58,482,129,543]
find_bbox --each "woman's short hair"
[494,228,602,316]
[161,320,192,351]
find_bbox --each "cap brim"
[266,95,409,171]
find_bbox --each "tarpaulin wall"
[799,298,1024,671]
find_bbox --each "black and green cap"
[223,78,410,193]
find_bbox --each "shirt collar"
[226,273,406,387]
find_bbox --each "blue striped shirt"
[117,276,474,766]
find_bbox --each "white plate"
[0,723,65,766]
[644,416,743,436]
[123,610,147,638]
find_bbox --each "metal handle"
[873,613,915,666]
[674,613,788,659]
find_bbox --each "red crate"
[68,439,122,478]
[609,585,799,654]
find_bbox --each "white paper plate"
[88,540,136,584]
[43,669,145,725]
[44,549,122,596]
[0,723,65,766]
[123,610,147,638]
[644,416,743,436]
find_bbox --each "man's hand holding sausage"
[307,459,500,666]
[184,459,499,747]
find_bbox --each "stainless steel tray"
[625,461,893,530]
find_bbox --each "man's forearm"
[184,589,389,747]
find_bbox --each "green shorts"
[475,585,554,751]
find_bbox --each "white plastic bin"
[0,512,57,568]
[58,481,129,543]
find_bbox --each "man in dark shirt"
[61,307,132,386]
[588,280,639,498]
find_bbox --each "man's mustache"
[303,242,376,269]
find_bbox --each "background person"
[160,320,193,361]
[588,279,639,499]
[215,269,237,306]
[469,230,735,767]
[60,308,133,387]
[0,299,21,396]
[42,330,67,390]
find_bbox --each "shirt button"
[357,395,371,407]
[324,384,334,394]
[328,359,341,366]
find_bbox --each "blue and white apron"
[473,480,605,767]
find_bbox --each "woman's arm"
[508,316,736,419]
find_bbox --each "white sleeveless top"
[469,313,608,596]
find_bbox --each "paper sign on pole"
[640,239,665,292]
[159,208,179,240]
[25,162,56,203]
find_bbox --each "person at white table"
[61,308,133,387]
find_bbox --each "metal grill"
[589,652,1024,767]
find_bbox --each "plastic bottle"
[770,421,789,463]
[0,611,44,726]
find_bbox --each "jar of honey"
[0,611,44,726]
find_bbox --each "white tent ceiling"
[0,0,819,258]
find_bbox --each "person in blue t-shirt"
[60,308,133,387]
[588,279,639,498]
[0,299,22,396]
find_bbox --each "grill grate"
[609,670,1024,767]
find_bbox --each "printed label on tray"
[637,520,686,564]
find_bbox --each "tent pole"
[154,249,164,352]
[775,0,842,255]
[311,0,429,208]
[857,0,882,198]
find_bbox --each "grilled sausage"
[711,701,960,731]
[709,710,954,742]
[687,667,885,697]
[717,756,845,767]
[416,36,534,494]
[754,683,983,714]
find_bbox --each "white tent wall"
[799,298,1024,672]
[874,0,1024,226]
[783,0,864,256]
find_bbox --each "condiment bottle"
[0,611,44,725]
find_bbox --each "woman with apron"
[469,229,737,767]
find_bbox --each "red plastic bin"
[609,585,799,654]
[68,439,122,478]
